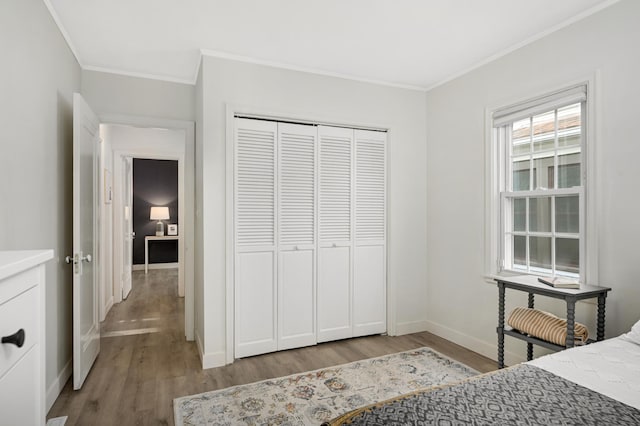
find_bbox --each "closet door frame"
[225,105,394,364]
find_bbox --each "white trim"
[103,115,196,342]
[201,49,426,92]
[196,332,226,369]
[395,320,429,336]
[425,0,620,92]
[132,263,179,271]
[484,75,599,284]
[41,0,83,67]
[83,64,195,86]
[46,360,72,414]
[425,320,525,368]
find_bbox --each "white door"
[234,118,278,358]
[277,123,316,350]
[317,125,354,343]
[122,156,134,299]
[71,93,101,390]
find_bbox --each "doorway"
[99,117,195,341]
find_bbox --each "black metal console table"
[495,275,611,368]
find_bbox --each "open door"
[70,93,101,390]
[122,156,134,299]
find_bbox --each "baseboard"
[132,263,178,271]
[195,332,226,369]
[395,319,429,335]
[46,359,72,414]
[424,320,525,367]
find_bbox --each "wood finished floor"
[48,269,497,425]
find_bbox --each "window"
[492,85,587,279]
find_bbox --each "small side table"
[144,236,179,274]
[495,275,611,368]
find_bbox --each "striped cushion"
[507,307,589,346]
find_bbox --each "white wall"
[425,0,640,366]
[81,70,196,121]
[0,0,81,411]
[197,55,428,366]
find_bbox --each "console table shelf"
[495,275,611,369]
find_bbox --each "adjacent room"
[1,0,639,425]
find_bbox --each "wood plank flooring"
[48,269,497,425]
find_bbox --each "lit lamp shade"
[150,206,170,236]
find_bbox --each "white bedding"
[528,335,640,409]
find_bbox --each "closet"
[234,117,386,358]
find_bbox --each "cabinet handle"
[2,329,25,348]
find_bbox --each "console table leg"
[527,293,534,309]
[597,295,606,341]
[497,283,506,368]
[566,298,576,348]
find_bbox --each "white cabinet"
[0,250,53,426]
[233,118,386,358]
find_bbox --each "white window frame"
[485,77,600,285]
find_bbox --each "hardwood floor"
[48,269,497,425]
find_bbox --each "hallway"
[49,269,495,425]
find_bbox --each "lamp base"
[155,221,164,236]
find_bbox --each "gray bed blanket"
[325,364,640,425]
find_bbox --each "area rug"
[173,347,478,425]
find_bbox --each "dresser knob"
[2,329,25,348]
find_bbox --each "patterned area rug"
[173,347,478,425]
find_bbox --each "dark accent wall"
[133,159,178,264]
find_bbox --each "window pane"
[513,198,526,232]
[513,235,526,269]
[529,197,551,232]
[556,238,579,274]
[529,236,551,270]
[558,153,581,188]
[533,153,553,190]
[512,160,530,191]
[556,196,579,233]
[512,118,531,155]
[558,103,581,148]
[532,111,555,152]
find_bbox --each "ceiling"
[45,0,618,90]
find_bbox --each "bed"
[324,324,640,425]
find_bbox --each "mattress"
[528,335,640,409]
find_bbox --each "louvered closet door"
[317,125,354,343]
[277,123,317,350]
[234,118,278,358]
[353,129,387,337]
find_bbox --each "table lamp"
[150,206,170,236]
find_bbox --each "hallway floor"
[48,269,496,425]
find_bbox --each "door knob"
[81,254,92,263]
[2,329,25,348]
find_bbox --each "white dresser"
[0,250,53,426]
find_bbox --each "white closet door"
[353,129,387,336]
[277,123,316,350]
[234,118,278,358]
[317,125,354,342]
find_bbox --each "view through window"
[501,101,583,277]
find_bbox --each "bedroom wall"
[197,55,428,366]
[81,69,196,121]
[0,0,81,410]
[425,0,640,366]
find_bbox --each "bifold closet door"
[234,118,278,358]
[353,129,387,336]
[317,125,354,343]
[277,123,317,351]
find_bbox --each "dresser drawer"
[0,285,39,379]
